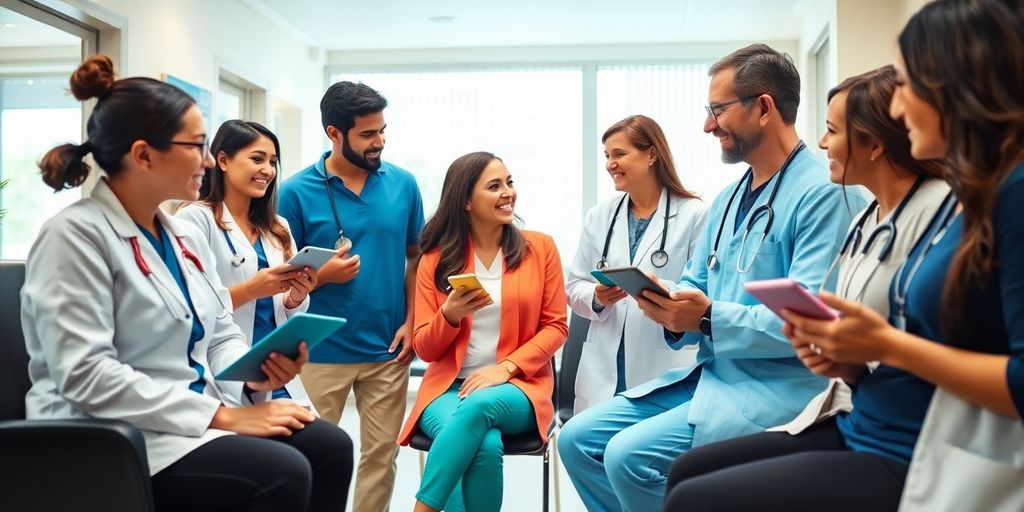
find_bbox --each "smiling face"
[341,111,386,171]
[604,130,655,193]
[890,55,947,160]
[704,67,762,164]
[466,158,516,229]
[155,104,213,201]
[219,134,278,200]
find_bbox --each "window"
[596,64,747,203]
[331,68,584,258]
[216,78,247,128]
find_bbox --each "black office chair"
[409,359,558,512]
[550,312,590,512]
[0,260,155,511]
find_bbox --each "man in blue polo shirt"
[279,81,424,512]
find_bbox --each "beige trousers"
[301,360,410,512]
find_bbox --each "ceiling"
[0,7,80,48]
[251,0,804,51]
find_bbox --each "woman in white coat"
[23,55,352,511]
[177,120,317,408]
[566,115,707,412]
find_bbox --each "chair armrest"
[0,419,154,511]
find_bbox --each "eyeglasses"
[170,140,210,160]
[705,94,761,122]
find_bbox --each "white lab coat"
[566,188,707,412]
[22,178,267,475]
[176,203,316,410]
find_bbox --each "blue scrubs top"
[839,163,1024,465]
[138,220,206,394]
[279,152,425,364]
[251,238,290,400]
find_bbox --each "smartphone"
[590,269,617,287]
[447,273,489,296]
[285,246,337,272]
[598,266,670,299]
[743,278,838,320]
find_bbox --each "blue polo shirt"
[278,151,425,363]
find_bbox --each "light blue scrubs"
[558,146,867,511]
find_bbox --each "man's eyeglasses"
[705,95,761,122]
[170,140,210,160]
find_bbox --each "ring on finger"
[810,343,822,355]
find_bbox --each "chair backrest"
[557,312,589,425]
[0,260,28,421]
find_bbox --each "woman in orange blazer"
[398,151,568,512]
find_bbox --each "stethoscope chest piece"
[651,249,669,268]
[706,253,719,271]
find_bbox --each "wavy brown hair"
[827,65,946,184]
[602,115,699,201]
[899,0,1024,340]
[419,152,530,292]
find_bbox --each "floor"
[336,376,589,511]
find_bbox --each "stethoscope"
[596,191,671,269]
[819,176,927,300]
[129,235,231,321]
[323,171,353,251]
[706,140,806,273]
[891,190,958,331]
[222,231,246,267]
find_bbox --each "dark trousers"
[663,418,908,512]
[152,419,353,512]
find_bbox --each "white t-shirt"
[458,250,503,378]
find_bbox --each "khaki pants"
[301,360,410,512]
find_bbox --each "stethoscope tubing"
[597,190,671,269]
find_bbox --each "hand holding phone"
[441,274,492,326]
[743,278,838,320]
[285,246,337,272]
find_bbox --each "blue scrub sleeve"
[995,171,1024,420]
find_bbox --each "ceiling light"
[26,80,34,85]
[2,23,15,29]
[428,16,456,24]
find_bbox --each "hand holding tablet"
[743,278,838,320]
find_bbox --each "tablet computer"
[216,313,347,381]
[596,266,671,299]
[590,269,617,286]
[743,278,838,320]
[285,246,336,272]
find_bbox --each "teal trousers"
[416,381,536,511]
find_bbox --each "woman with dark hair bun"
[25,55,353,511]
[177,119,320,410]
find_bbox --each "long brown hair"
[827,65,945,184]
[602,115,699,200]
[197,120,293,259]
[419,152,530,292]
[899,0,1024,340]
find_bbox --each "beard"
[342,134,382,171]
[721,128,761,164]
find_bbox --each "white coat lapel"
[91,180,191,320]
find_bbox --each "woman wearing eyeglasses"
[662,1,1024,509]
[23,55,352,511]
[566,115,707,413]
[177,120,318,409]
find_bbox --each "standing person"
[24,55,353,511]
[177,119,318,408]
[566,115,707,412]
[398,152,567,512]
[279,81,425,512]
[558,44,864,511]
[662,1,1024,510]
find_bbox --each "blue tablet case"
[215,313,347,381]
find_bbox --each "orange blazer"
[397,231,568,445]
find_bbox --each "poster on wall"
[162,74,213,134]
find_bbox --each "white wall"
[68,0,326,174]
